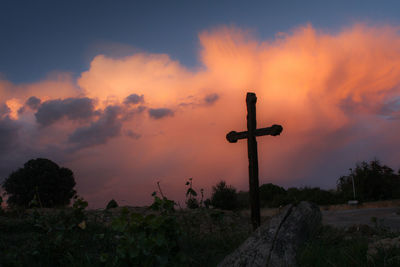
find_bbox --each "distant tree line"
[2,157,400,211]
[210,159,400,210]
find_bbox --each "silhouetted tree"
[337,159,400,201]
[211,180,238,210]
[259,183,287,207]
[106,199,119,209]
[2,158,76,208]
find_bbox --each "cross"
[226,92,283,230]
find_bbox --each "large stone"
[218,201,322,267]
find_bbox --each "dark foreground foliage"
[0,192,250,267]
[297,224,400,267]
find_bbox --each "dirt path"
[322,207,400,231]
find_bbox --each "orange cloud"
[2,23,400,208]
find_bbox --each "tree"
[2,158,76,208]
[106,199,119,209]
[259,183,286,207]
[337,159,400,201]
[211,180,238,210]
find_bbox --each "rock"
[218,201,322,267]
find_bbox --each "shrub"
[259,183,286,207]
[185,178,199,209]
[236,191,250,209]
[110,192,187,266]
[211,181,238,210]
[106,199,118,209]
[2,158,76,208]
[283,186,341,206]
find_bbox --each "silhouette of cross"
[226,92,283,230]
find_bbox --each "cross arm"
[226,124,283,143]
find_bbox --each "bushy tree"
[211,180,238,210]
[2,158,76,208]
[106,199,119,209]
[337,159,400,201]
[259,183,287,207]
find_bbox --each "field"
[1,199,400,266]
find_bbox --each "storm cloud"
[124,94,144,105]
[68,105,122,149]
[0,103,10,117]
[148,108,174,119]
[204,93,219,105]
[26,96,41,110]
[0,116,20,152]
[35,97,96,126]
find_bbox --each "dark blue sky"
[1,0,400,83]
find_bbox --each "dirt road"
[322,207,400,231]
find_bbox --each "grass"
[0,205,251,267]
[297,225,400,267]
[1,201,400,266]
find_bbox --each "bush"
[106,199,118,209]
[236,191,250,209]
[2,158,76,208]
[185,178,200,209]
[211,181,238,210]
[110,192,187,266]
[259,183,286,207]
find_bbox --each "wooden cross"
[226,92,283,230]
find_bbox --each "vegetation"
[108,192,186,266]
[2,158,76,208]
[234,159,400,208]
[337,159,400,202]
[2,157,400,266]
[0,184,249,266]
[185,178,200,209]
[106,199,118,209]
[211,180,238,210]
[297,224,400,266]
[259,183,286,207]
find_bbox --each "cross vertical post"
[226,92,283,231]
[246,93,260,230]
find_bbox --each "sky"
[1,0,400,208]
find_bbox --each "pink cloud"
[1,23,400,208]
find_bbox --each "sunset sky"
[1,1,400,208]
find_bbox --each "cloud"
[125,129,141,139]
[68,105,122,149]
[124,94,144,105]
[0,116,19,152]
[0,103,10,118]
[204,93,219,105]
[35,97,96,126]
[25,96,41,110]
[148,108,174,119]
[2,23,400,208]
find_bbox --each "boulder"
[218,201,322,267]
